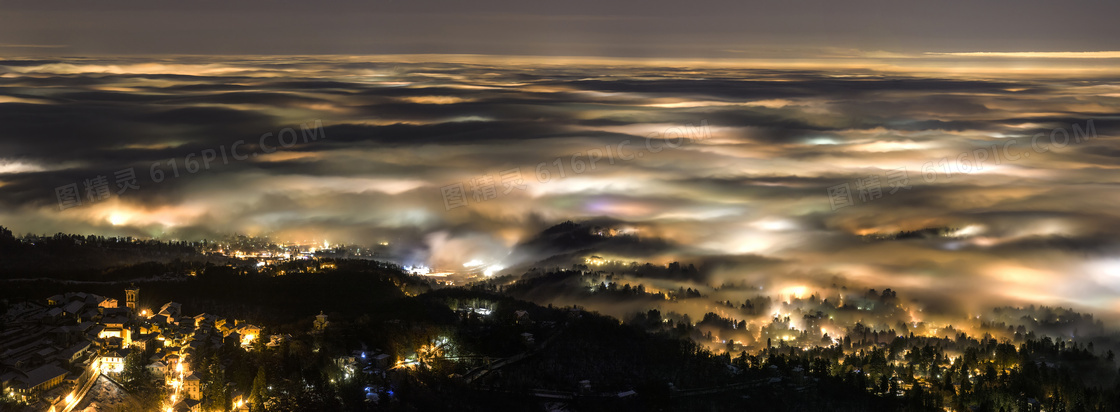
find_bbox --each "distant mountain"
[508,220,678,269]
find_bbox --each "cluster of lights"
[482,265,503,277]
[584,256,615,266]
[472,307,492,316]
[463,259,503,277]
[404,265,430,275]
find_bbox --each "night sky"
[3,0,1120,56]
[2,2,1120,322]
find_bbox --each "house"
[12,363,69,394]
[224,332,242,347]
[46,295,65,306]
[62,301,86,317]
[45,307,64,319]
[98,317,130,346]
[75,321,94,333]
[58,341,92,365]
[79,308,100,322]
[159,302,183,319]
[105,336,125,350]
[131,333,157,351]
[94,296,119,309]
[183,372,202,400]
[515,310,533,325]
[0,370,21,394]
[173,398,202,412]
[231,390,249,411]
[86,324,105,341]
[99,349,129,373]
[213,318,229,332]
[101,308,130,319]
[148,361,167,378]
[193,313,216,328]
[266,334,291,348]
[231,324,261,347]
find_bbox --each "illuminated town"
[2,226,1119,411]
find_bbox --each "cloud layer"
[1,56,1118,320]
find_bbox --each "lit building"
[183,372,201,400]
[313,311,330,332]
[9,363,69,395]
[125,286,140,312]
[100,349,129,373]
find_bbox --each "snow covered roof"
[63,301,85,314]
[19,363,68,389]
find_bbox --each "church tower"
[125,286,139,312]
[313,311,330,332]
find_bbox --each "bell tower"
[125,286,139,312]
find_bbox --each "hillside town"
[0,287,270,411]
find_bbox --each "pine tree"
[121,350,149,390]
[249,366,267,410]
[204,354,228,411]
[121,349,164,411]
